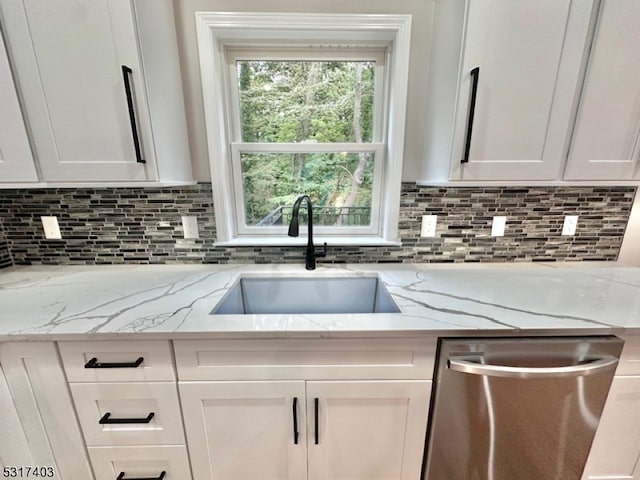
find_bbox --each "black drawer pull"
[84,357,144,369]
[461,66,480,164]
[121,65,145,164]
[292,397,299,444]
[117,471,166,480]
[99,412,155,424]
[314,397,319,445]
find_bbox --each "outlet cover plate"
[421,215,437,237]
[41,216,62,239]
[181,216,199,239]
[562,215,579,236]
[491,216,507,237]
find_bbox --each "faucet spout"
[288,194,327,270]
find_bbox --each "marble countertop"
[1,262,639,340]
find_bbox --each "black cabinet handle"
[461,66,480,164]
[117,472,165,480]
[314,397,319,445]
[84,357,144,369]
[99,412,155,424]
[121,65,145,164]
[292,397,299,444]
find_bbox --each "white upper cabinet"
[422,0,640,183]
[0,30,37,182]
[0,0,192,183]
[445,0,596,181]
[565,0,640,181]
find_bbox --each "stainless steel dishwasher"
[422,336,624,480]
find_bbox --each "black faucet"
[287,194,327,270]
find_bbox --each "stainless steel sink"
[211,276,400,314]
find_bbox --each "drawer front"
[88,445,192,480]
[174,338,438,381]
[616,334,640,376]
[59,341,175,382]
[70,382,184,446]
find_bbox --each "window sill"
[214,236,402,247]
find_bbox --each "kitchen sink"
[211,276,400,315]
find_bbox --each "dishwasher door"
[422,336,624,480]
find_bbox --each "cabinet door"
[0,0,155,182]
[565,1,640,180]
[179,381,307,480]
[450,0,595,180]
[0,343,94,480]
[0,29,37,182]
[0,363,34,468]
[306,380,431,480]
[582,376,640,480]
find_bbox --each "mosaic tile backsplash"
[0,183,635,268]
[0,226,11,269]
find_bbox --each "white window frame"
[195,12,412,246]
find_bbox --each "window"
[196,13,412,245]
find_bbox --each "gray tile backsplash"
[0,183,635,267]
[0,223,11,269]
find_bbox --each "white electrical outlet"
[41,216,62,239]
[420,215,437,237]
[181,216,199,239]
[562,215,579,236]
[491,216,507,237]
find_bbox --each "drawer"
[174,338,438,381]
[616,334,640,376]
[59,341,175,382]
[70,382,185,446]
[88,445,192,480]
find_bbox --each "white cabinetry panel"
[89,445,192,480]
[449,0,594,180]
[0,363,34,468]
[583,377,640,479]
[59,340,175,382]
[0,0,152,181]
[306,380,431,480]
[180,381,308,480]
[0,342,93,480]
[0,30,37,182]
[174,338,437,381]
[565,0,640,180]
[70,381,185,446]
[0,0,191,183]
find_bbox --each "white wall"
[172,0,435,182]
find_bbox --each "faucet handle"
[315,242,328,259]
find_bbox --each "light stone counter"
[1,262,639,340]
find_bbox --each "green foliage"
[238,60,376,226]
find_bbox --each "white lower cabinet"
[176,338,436,480]
[582,377,640,479]
[0,342,94,479]
[88,445,191,480]
[179,379,431,480]
[306,381,431,480]
[60,340,192,480]
[582,335,640,480]
[0,359,37,468]
[70,382,185,446]
[180,381,308,480]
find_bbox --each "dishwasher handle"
[448,356,618,379]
